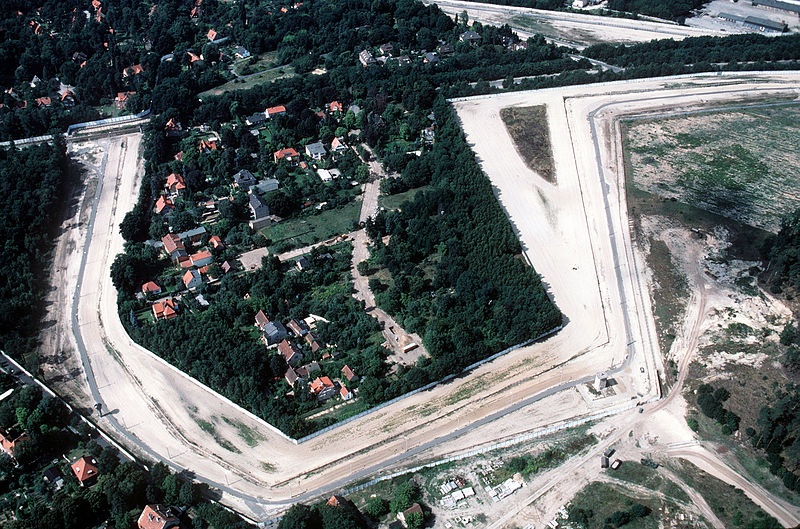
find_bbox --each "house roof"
[403,503,423,517]
[0,427,29,458]
[331,137,347,151]
[71,456,99,483]
[285,367,299,385]
[310,376,334,393]
[255,310,270,328]
[191,249,212,263]
[209,235,224,248]
[329,101,343,112]
[153,298,178,320]
[327,495,348,507]
[266,105,286,116]
[142,281,161,294]
[340,386,351,399]
[274,147,299,159]
[305,142,326,156]
[116,91,135,102]
[161,234,183,254]
[234,169,256,186]
[165,173,185,190]
[36,96,51,107]
[278,339,300,361]
[183,269,201,288]
[288,318,310,335]
[207,29,218,41]
[155,195,174,214]
[342,365,357,381]
[138,504,180,529]
[124,63,144,76]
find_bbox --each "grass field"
[500,105,556,183]
[622,103,800,233]
[261,201,361,252]
[566,481,682,528]
[667,459,782,528]
[199,65,295,97]
[378,185,431,211]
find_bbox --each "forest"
[0,141,67,366]
[585,33,800,68]
[0,378,251,529]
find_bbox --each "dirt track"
[47,73,800,521]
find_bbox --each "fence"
[344,395,658,495]
[0,110,151,148]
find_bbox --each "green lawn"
[378,185,431,211]
[199,65,296,97]
[261,201,361,252]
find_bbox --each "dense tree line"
[0,379,251,529]
[762,207,800,295]
[749,384,800,493]
[0,141,67,365]
[607,0,704,22]
[696,383,740,434]
[585,33,800,68]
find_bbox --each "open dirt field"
[427,0,724,48]
[623,103,800,232]
[46,72,800,524]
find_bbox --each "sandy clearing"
[52,72,800,522]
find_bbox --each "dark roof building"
[743,15,787,31]
[234,169,258,189]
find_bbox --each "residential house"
[423,52,439,64]
[246,112,266,126]
[123,63,144,77]
[295,256,311,271]
[379,43,394,56]
[248,193,271,230]
[254,178,279,194]
[398,503,423,528]
[233,169,257,189]
[183,269,202,290]
[42,467,64,490]
[190,249,212,267]
[342,365,358,382]
[152,298,178,320]
[177,226,207,244]
[254,310,271,331]
[165,173,186,194]
[310,376,337,400]
[59,90,75,107]
[35,96,52,107]
[234,46,251,59]
[155,195,174,215]
[71,456,99,486]
[284,366,301,386]
[278,339,303,366]
[330,136,348,153]
[317,168,334,182]
[187,51,201,63]
[304,332,323,353]
[328,101,343,113]
[266,105,287,118]
[198,138,217,152]
[72,51,88,63]
[137,504,180,529]
[274,147,300,164]
[221,260,235,274]
[305,141,326,160]
[340,385,353,400]
[262,321,288,345]
[115,91,135,109]
[359,49,376,67]
[422,126,435,144]
[141,281,162,296]
[437,43,454,55]
[207,29,218,41]
[209,235,224,249]
[304,361,321,375]
[396,55,411,65]
[327,495,351,508]
[459,30,482,44]
[287,318,310,337]
[164,118,182,138]
[161,234,187,263]
[0,426,29,459]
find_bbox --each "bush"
[364,496,390,518]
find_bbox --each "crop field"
[622,103,800,233]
